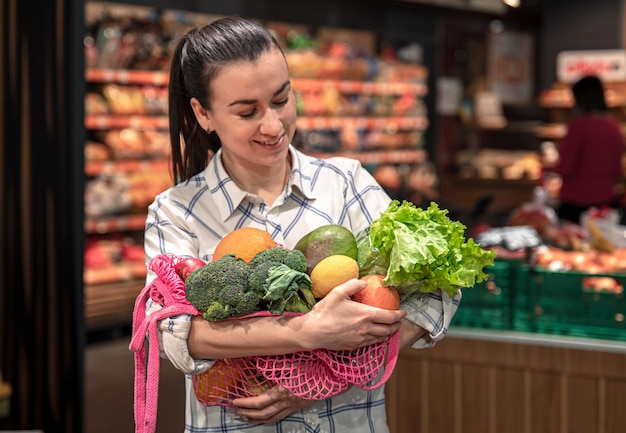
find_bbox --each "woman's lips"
[256,134,284,147]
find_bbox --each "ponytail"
[168,35,216,183]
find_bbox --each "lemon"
[310,254,360,298]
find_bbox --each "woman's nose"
[259,109,282,135]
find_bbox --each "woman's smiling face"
[204,46,297,171]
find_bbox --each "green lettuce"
[359,200,496,299]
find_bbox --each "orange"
[212,227,276,264]
[352,274,401,310]
[310,254,359,298]
[192,360,241,403]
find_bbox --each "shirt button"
[305,417,316,426]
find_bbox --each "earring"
[206,126,213,135]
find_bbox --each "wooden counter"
[385,329,626,433]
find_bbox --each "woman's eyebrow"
[274,80,291,96]
[228,81,291,107]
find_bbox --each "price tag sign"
[557,50,626,83]
[475,226,542,251]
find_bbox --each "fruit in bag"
[294,224,357,274]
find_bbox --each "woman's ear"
[190,97,214,132]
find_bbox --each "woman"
[551,75,624,223]
[139,16,459,432]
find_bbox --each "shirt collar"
[204,145,319,222]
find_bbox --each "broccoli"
[185,254,260,322]
[249,247,307,273]
[247,247,315,314]
[248,261,280,303]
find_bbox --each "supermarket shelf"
[86,114,429,131]
[85,214,147,234]
[297,116,428,131]
[85,159,169,176]
[314,148,428,165]
[453,175,539,188]
[292,78,427,95]
[86,68,169,86]
[85,114,169,129]
[84,278,145,329]
[86,69,427,96]
[86,149,428,175]
[84,262,146,286]
[539,88,626,109]
[466,120,543,133]
[535,123,566,139]
[450,328,626,355]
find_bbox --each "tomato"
[174,257,206,281]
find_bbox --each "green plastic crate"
[452,259,520,330]
[516,268,626,341]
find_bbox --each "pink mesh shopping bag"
[130,253,400,432]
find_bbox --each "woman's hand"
[232,385,310,424]
[295,278,407,351]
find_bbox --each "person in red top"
[551,75,624,223]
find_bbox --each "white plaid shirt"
[143,145,460,433]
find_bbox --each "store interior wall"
[539,0,624,89]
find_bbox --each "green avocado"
[294,224,358,274]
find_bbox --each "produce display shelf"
[86,68,169,86]
[292,78,427,95]
[453,257,626,342]
[85,159,169,176]
[296,115,428,131]
[85,114,169,129]
[85,69,428,95]
[86,114,429,132]
[451,258,521,331]
[84,279,145,329]
[314,148,427,165]
[518,267,626,342]
[85,214,147,234]
[84,262,146,286]
[539,85,626,108]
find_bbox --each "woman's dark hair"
[572,75,607,114]
[168,16,283,182]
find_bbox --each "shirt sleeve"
[401,289,462,348]
[146,298,215,374]
[143,193,213,375]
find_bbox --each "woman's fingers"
[232,386,309,423]
[291,278,407,351]
[319,278,406,325]
[329,277,368,297]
